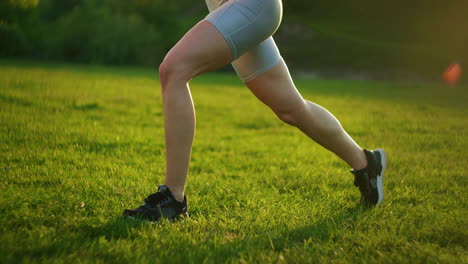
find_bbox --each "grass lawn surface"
[0,60,467,263]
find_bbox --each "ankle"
[172,193,185,203]
[164,184,185,202]
[351,149,368,171]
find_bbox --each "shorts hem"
[240,56,283,83]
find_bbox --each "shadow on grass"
[88,205,370,259]
[0,94,34,107]
[67,204,372,264]
[80,217,149,240]
[70,101,100,111]
[4,207,363,262]
[3,218,148,263]
[208,205,370,257]
[272,206,369,250]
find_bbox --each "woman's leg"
[160,0,282,202]
[234,35,385,206]
[159,20,232,202]
[245,59,368,170]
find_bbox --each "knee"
[275,110,298,126]
[158,59,176,92]
[158,56,190,94]
[273,102,306,127]
[158,60,169,88]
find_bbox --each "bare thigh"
[245,60,305,113]
[160,20,232,82]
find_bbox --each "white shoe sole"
[375,149,386,206]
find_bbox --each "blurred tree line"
[1,0,467,79]
[0,0,205,65]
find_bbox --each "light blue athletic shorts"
[205,0,283,82]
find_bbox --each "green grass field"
[1,60,467,263]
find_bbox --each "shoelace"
[145,192,166,206]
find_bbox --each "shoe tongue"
[158,185,169,192]
[157,185,176,201]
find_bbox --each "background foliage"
[1,0,467,80]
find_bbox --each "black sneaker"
[123,185,188,222]
[351,149,387,207]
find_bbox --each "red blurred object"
[443,63,461,86]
